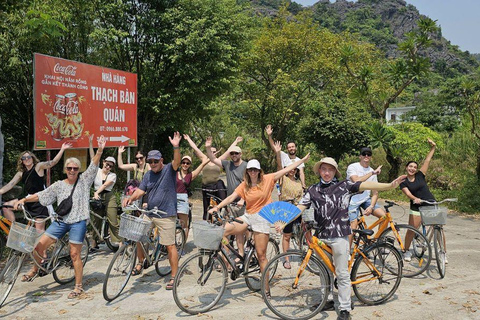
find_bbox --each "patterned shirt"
[299,180,361,239]
[38,162,99,224]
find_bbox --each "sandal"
[21,270,37,282]
[67,284,84,299]
[283,260,291,270]
[166,277,174,290]
[131,263,143,276]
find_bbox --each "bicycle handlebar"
[211,211,243,226]
[123,203,168,218]
[18,204,55,223]
[420,198,458,205]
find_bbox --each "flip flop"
[21,270,37,282]
[131,263,143,276]
[166,278,174,290]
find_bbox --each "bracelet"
[173,146,180,149]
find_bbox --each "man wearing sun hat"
[292,156,406,320]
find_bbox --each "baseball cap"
[181,155,192,163]
[246,159,261,170]
[104,156,116,164]
[147,150,162,160]
[360,147,372,155]
[230,146,242,153]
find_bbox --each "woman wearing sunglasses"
[117,146,150,182]
[15,135,106,298]
[90,156,121,251]
[176,134,210,242]
[0,142,72,230]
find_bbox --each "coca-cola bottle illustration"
[52,94,65,141]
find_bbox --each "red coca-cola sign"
[34,53,137,150]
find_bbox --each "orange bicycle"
[0,204,14,262]
[357,200,432,277]
[261,222,402,320]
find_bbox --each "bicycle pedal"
[37,270,48,277]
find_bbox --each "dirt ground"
[1,198,479,320]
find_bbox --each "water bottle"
[276,183,281,196]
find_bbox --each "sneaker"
[322,300,335,311]
[403,251,412,262]
[337,310,351,320]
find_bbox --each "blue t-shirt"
[139,163,177,217]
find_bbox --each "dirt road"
[1,199,479,319]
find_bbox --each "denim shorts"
[348,198,381,221]
[45,220,87,244]
[176,193,190,214]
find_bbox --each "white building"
[385,106,416,124]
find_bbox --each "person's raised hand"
[391,175,407,187]
[265,124,273,136]
[118,146,125,154]
[169,131,182,147]
[183,134,192,142]
[427,138,436,148]
[273,140,282,153]
[205,136,213,148]
[235,136,243,144]
[373,165,382,175]
[61,142,73,150]
[302,152,311,163]
[97,135,107,149]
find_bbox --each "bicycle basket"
[6,222,43,253]
[119,213,152,241]
[192,221,224,250]
[419,205,448,225]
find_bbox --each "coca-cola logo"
[53,96,79,116]
[53,63,77,76]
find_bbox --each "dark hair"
[286,141,296,147]
[136,150,145,157]
[405,161,418,167]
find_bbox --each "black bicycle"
[173,212,280,315]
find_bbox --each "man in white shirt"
[265,125,306,189]
[346,147,386,241]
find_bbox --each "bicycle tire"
[0,235,7,263]
[175,225,186,255]
[244,238,279,292]
[0,253,25,308]
[261,250,330,320]
[173,250,227,314]
[104,221,120,252]
[434,227,446,278]
[53,236,90,285]
[103,242,137,302]
[351,242,402,305]
[155,245,172,277]
[379,224,432,277]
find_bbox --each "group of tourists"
[0,124,440,319]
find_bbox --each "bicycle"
[172,212,280,315]
[419,198,457,279]
[0,205,89,308]
[261,221,403,320]
[356,200,432,277]
[0,204,14,262]
[88,199,120,252]
[102,204,186,302]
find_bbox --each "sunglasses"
[135,156,144,161]
[66,167,79,172]
[247,168,259,172]
[230,152,240,156]
[181,162,191,165]
[21,155,32,161]
[147,159,160,164]
[361,152,372,157]
[104,163,113,168]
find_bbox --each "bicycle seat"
[352,229,374,237]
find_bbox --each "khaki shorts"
[239,212,271,234]
[144,215,176,246]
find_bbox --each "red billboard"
[34,53,137,150]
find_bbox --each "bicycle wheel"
[379,224,431,277]
[351,242,402,305]
[262,251,330,320]
[173,250,227,315]
[53,236,90,285]
[103,243,137,302]
[175,226,186,254]
[434,227,446,278]
[244,238,280,292]
[105,221,120,252]
[0,253,25,308]
[155,244,172,277]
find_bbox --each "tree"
[340,18,439,120]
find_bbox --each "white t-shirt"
[346,162,377,205]
[94,170,117,192]
[281,151,305,169]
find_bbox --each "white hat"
[104,156,116,164]
[246,159,261,170]
[181,155,192,163]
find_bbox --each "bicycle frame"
[89,210,108,241]
[0,216,12,236]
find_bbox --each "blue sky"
[295,0,480,53]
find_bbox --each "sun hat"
[246,159,261,170]
[313,157,341,178]
[181,155,192,163]
[104,156,116,164]
[147,150,162,160]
